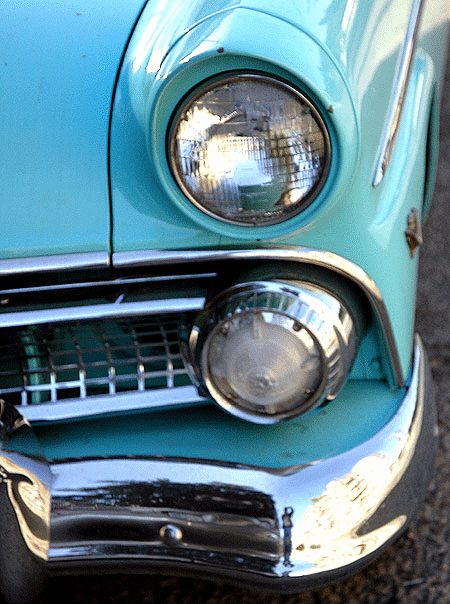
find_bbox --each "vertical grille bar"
[159,321,174,388]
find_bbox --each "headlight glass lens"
[170,75,330,226]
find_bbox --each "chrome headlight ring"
[189,280,358,424]
[169,74,331,226]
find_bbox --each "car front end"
[0,1,448,602]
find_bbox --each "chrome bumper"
[0,336,436,603]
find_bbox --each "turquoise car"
[0,1,448,602]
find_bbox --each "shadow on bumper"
[0,336,436,602]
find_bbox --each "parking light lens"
[190,280,358,424]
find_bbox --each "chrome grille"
[0,314,195,408]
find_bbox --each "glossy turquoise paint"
[35,379,404,467]
[0,0,146,258]
[110,0,448,378]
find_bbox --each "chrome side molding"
[0,252,109,277]
[373,0,425,186]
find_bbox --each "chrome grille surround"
[0,306,208,423]
[0,247,403,423]
[0,268,211,422]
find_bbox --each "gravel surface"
[35,45,450,604]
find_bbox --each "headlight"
[189,280,358,424]
[169,75,330,226]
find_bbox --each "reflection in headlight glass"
[170,76,330,225]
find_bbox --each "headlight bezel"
[167,72,332,228]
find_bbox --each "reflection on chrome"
[294,455,408,572]
[0,400,51,604]
[0,457,50,561]
[49,471,281,572]
[287,335,427,575]
[282,506,294,567]
[0,401,51,562]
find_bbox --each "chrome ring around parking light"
[189,281,358,423]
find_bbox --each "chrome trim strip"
[46,337,435,591]
[19,386,207,423]
[113,248,404,386]
[0,297,206,329]
[0,273,216,298]
[372,0,425,187]
[0,252,109,276]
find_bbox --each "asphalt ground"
[35,51,450,604]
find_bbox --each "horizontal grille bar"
[0,297,205,329]
[19,386,207,423]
